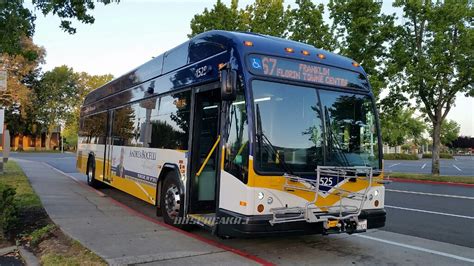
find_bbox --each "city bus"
[77,30,386,237]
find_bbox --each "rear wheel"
[86,158,99,188]
[160,173,187,229]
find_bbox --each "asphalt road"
[10,152,474,264]
[386,156,474,176]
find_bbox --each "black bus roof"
[84,30,364,106]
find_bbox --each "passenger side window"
[79,112,107,144]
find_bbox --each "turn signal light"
[374,200,379,207]
[257,204,265,213]
[243,41,253,47]
[285,47,294,53]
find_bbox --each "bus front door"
[189,89,221,215]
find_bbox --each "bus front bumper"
[217,208,386,238]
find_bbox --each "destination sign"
[248,55,368,90]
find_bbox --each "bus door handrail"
[196,135,221,177]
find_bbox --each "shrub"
[422,153,454,159]
[0,183,18,234]
[383,153,419,160]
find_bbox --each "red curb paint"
[389,177,474,188]
[49,163,274,266]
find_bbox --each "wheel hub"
[164,184,180,219]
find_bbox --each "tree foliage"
[328,0,396,97]
[439,120,460,146]
[288,0,334,51]
[63,72,113,148]
[1,0,119,55]
[380,108,426,147]
[391,0,473,174]
[189,0,242,38]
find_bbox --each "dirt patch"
[35,228,105,265]
[9,207,50,242]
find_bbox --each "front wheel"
[160,173,187,229]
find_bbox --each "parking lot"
[386,156,474,176]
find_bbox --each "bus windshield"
[252,80,379,174]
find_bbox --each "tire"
[160,173,187,229]
[86,158,99,188]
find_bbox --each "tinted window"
[162,42,189,74]
[78,112,108,144]
[150,91,191,149]
[224,83,249,183]
[112,105,139,146]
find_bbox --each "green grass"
[30,224,56,246]
[383,153,419,160]
[389,172,474,184]
[1,162,105,265]
[1,162,41,209]
[41,240,106,266]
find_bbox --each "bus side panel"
[105,146,188,205]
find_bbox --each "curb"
[389,177,474,187]
[0,246,16,256]
[18,246,40,266]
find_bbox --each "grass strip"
[389,172,474,184]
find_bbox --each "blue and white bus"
[77,30,386,237]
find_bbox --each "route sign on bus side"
[0,71,6,92]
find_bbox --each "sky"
[27,0,473,136]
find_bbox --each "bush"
[422,153,454,159]
[0,183,18,234]
[383,153,419,160]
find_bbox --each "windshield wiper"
[256,104,295,175]
[324,107,350,167]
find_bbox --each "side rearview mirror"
[220,69,237,101]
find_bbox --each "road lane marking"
[355,234,474,263]
[385,205,474,220]
[453,164,462,172]
[386,189,474,200]
[421,163,426,169]
[389,163,400,168]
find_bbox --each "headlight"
[257,192,264,200]
[374,189,379,197]
[368,194,374,201]
[267,197,273,204]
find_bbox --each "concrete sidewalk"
[15,159,258,265]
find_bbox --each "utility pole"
[0,70,7,174]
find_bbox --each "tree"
[241,0,289,38]
[0,37,45,140]
[189,0,289,38]
[0,1,35,55]
[380,108,426,147]
[439,120,460,146]
[328,0,396,97]
[391,0,473,174]
[63,72,113,148]
[288,0,334,51]
[1,0,119,55]
[35,66,79,150]
[188,0,241,38]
